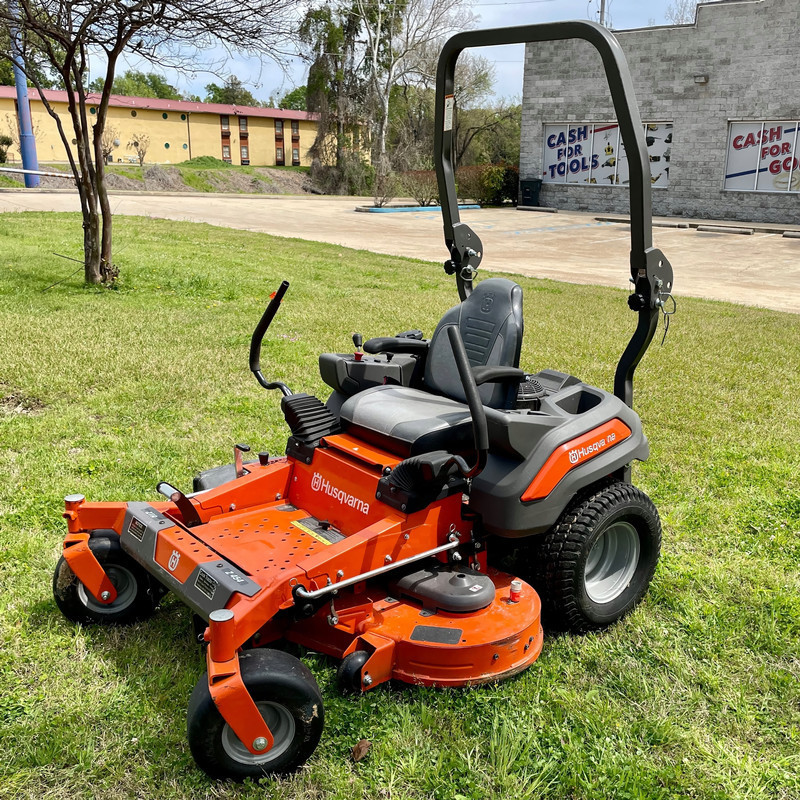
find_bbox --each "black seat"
[339,278,524,457]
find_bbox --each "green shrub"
[311,152,373,195]
[0,134,12,164]
[456,162,519,205]
[399,170,439,206]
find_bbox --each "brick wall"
[520,0,799,223]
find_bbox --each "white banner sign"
[542,122,672,188]
[724,121,799,192]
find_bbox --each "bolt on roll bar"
[433,20,675,409]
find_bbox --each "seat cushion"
[339,385,473,457]
[423,278,523,409]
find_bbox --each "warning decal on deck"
[292,517,345,546]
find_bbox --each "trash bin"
[519,178,543,207]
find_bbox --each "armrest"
[363,337,430,355]
[471,366,525,386]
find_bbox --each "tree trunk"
[82,193,102,284]
[93,121,113,282]
[373,91,390,173]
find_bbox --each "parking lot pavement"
[1,190,798,313]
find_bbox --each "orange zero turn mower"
[53,20,674,781]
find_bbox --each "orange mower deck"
[60,433,543,755]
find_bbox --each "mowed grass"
[0,212,798,800]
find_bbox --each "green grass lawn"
[0,212,798,800]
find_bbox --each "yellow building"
[0,86,320,167]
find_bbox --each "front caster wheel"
[52,536,160,625]
[337,650,369,695]
[533,482,661,634]
[187,648,324,781]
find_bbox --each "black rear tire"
[532,482,661,634]
[187,648,324,781]
[52,536,160,625]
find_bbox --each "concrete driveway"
[1,191,798,313]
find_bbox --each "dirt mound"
[103,171,145,191]
[3,163,316,194]
[254,168,312,194]
[143,165,192,192]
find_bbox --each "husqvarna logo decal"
[310,472,370,514]
[168,549,180,572]
[568,432,616,465]
[521,420,631,503]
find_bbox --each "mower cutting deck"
[52,20,674,781]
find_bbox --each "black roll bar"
[433,21,674,409]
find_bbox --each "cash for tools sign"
[724,121,800,192]
[542,122,672,188]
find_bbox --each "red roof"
[0,85,317,120]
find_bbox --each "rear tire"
[52,536,159,625]
[533,482,661,634]
[187,648,324,781]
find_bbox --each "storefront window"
[542,122,672,188]
[724,121,799,192]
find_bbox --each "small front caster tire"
[533,481,661,634]
[52,535,159,625]
[187,648,324,781]
[337,650,369,695]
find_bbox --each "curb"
[596,216,799,236]
[355,204,480,213]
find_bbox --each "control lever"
[234,443,250,478]
[352,332,363,362]
[156,481,202,527]
[446,326,489,479]
[250,281,292,396]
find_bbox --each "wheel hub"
[584,521,640,604]
[221,701,295,765]
[77,564,136,613]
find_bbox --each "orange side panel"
[521,418,632,502]
[153,526,220,582]
[321,434,403,470]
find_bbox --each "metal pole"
[0,167,75,179]
[599,0,607,26]
[9,0,40,188]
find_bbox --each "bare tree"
[3,112,42,161]
[665,0,698,24]
[0,1,292,284]
[353,0,475,183]
[454,101,519,167]
[101,124,119,162]
[127,132,149,167]
[389,49,495,170]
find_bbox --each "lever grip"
[446,326,489,476]
[249,280,289,375]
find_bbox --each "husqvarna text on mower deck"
[52,21,675,780]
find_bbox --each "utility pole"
[9,0,40,188]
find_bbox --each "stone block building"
[520,0,799,223]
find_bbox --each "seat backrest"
[424,278,524,408]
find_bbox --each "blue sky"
[112,0,687,104]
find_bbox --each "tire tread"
[532,481,661,634]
